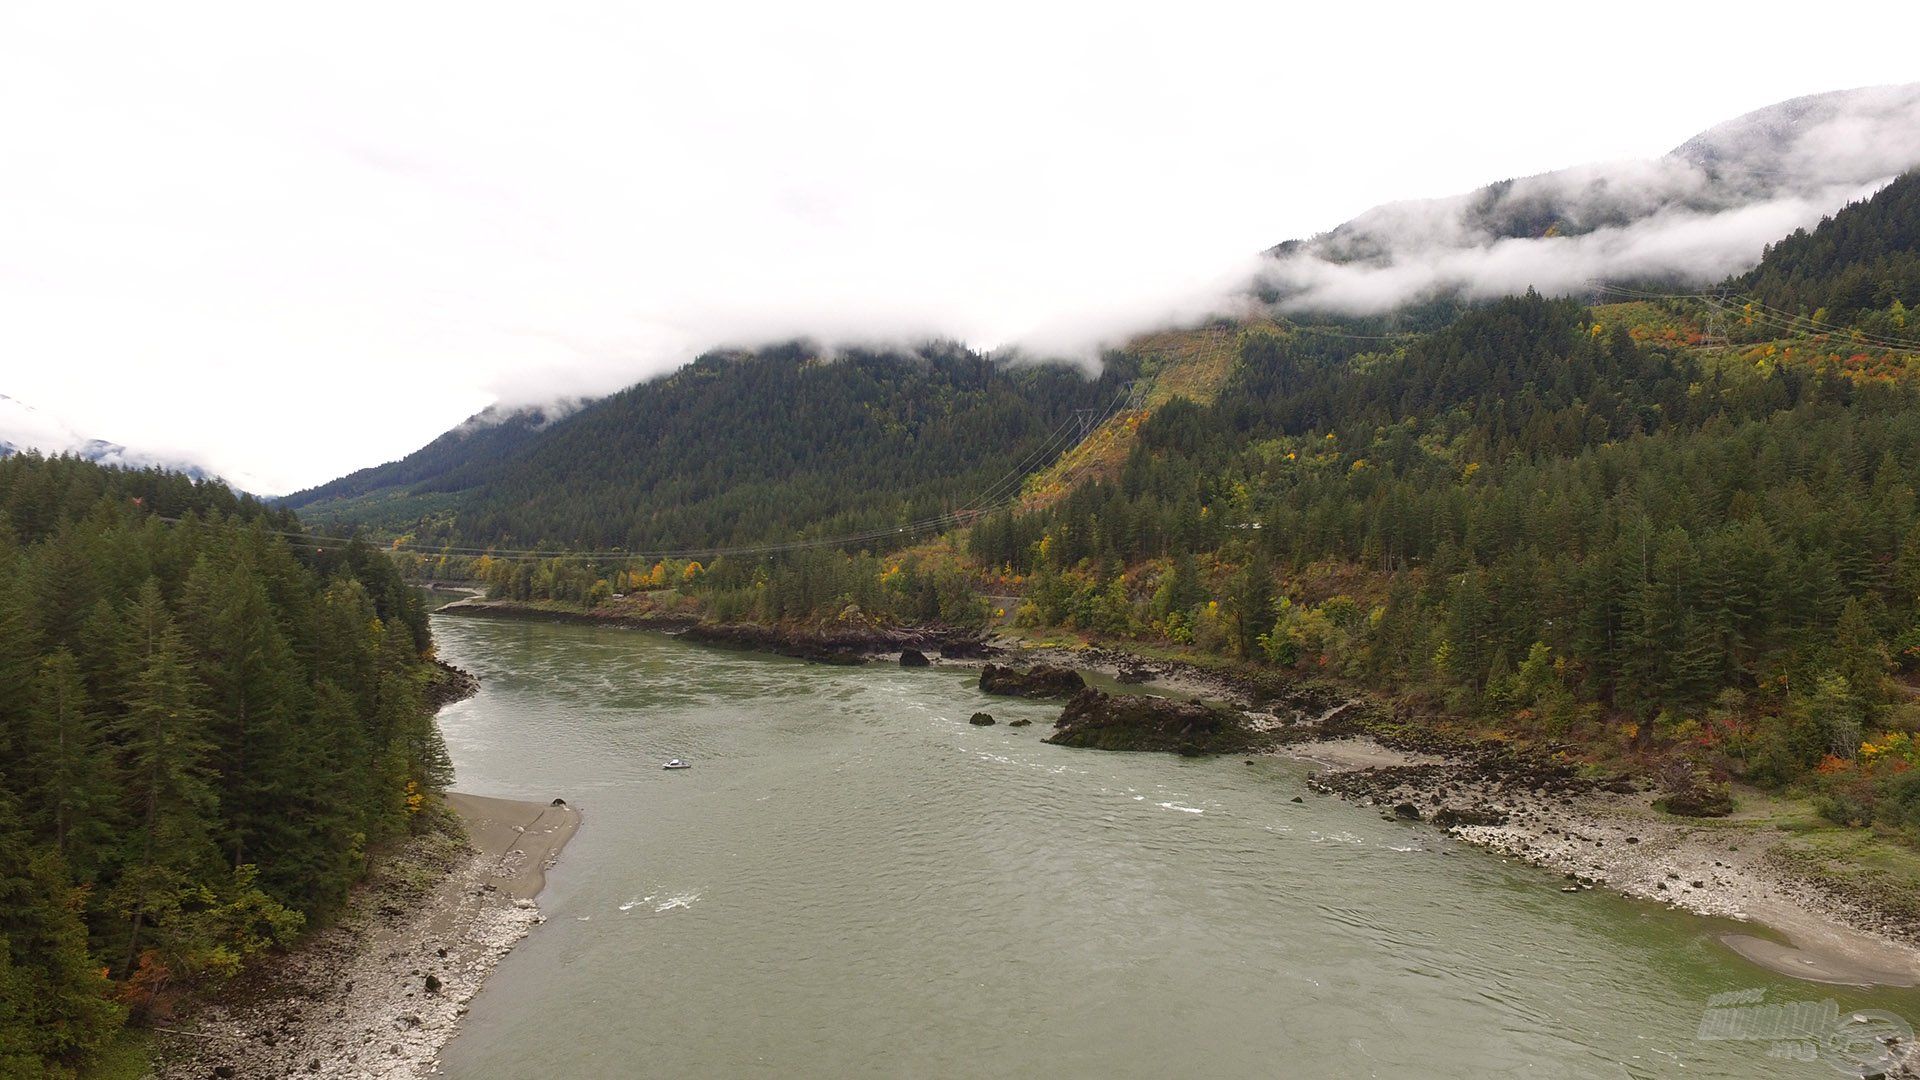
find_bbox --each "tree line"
[0,454,446,1077]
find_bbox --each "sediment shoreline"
[151,657,578,1080]
[150,792,578,1080]
[433,596,1920,990]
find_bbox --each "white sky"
[1,1,1915,494]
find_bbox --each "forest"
[0,455,447,1078]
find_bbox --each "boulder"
[899,648,931,668]
[968,712,996,726]
[1044,688,1262,755]
[979,663,1086,699]
[1115,664,1154,685]
[1656,783,1734,818]
[1430,806,1509,829]
[1007,718,1032,727]
[937,638,994,660]
[1391,802,1421,821]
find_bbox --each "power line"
[1588,281,1920,352]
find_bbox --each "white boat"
[663,758,690,770]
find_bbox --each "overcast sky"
[2,1,1915,493]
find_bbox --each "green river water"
[426,612,1920,1078]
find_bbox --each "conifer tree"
[23,649,119,882]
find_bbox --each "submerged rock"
[1044,689,1262,755]
[1007,718,1032,727]
[899,648,931,668]
[969,712,996,726]
[979,663,1086,699]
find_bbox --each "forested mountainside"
[432,169,1920,838]
[279,401,560,509]
[289,343,1134,552]
[1737,169,1920,340]
[0,455,447,1076]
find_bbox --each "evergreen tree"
[111,582,219,975]
[22,650,118,883]
[0,795,124,1078]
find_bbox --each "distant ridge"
[1259,82,1920,312]
[0,393,227,486]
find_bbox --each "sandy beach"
[151,792,578,1080]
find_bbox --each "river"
[427,613,1919,1078]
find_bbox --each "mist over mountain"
[284,341,1130,550]
[0,393,234,486]
[1257,83,1920,314]
[280,402,572,511]
[295,83,1920,539]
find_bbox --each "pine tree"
[0,795,124,1077]
[111,582,218,975]
[22,650,119,883]
[0,579,41,795]
[187,556,301,876]
[1224,545,1275,660]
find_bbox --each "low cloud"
[1259,84,1920,315]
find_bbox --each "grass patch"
[1770,826,1920,927]
[78,1029,150,1080]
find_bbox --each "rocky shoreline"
[1017,642,1920,989]
[149,795,575,1080]
[433,598,1920,989]
[151,660,579,1080]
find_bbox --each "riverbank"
[429,598,1920,991]
[959,635,1920,989]
[1302,746,1920,987]
[148,792,578,1080]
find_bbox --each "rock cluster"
[1044,688,1264,755]
[978,663,1086,699]
[1307,754,1600,833]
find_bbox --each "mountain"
[0,393,225,485]
[286,342,1138,551]
[279,402,563,512]
[298,86,1920,558]
[1736,168,1920,338]
[1258,83,1920,313]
